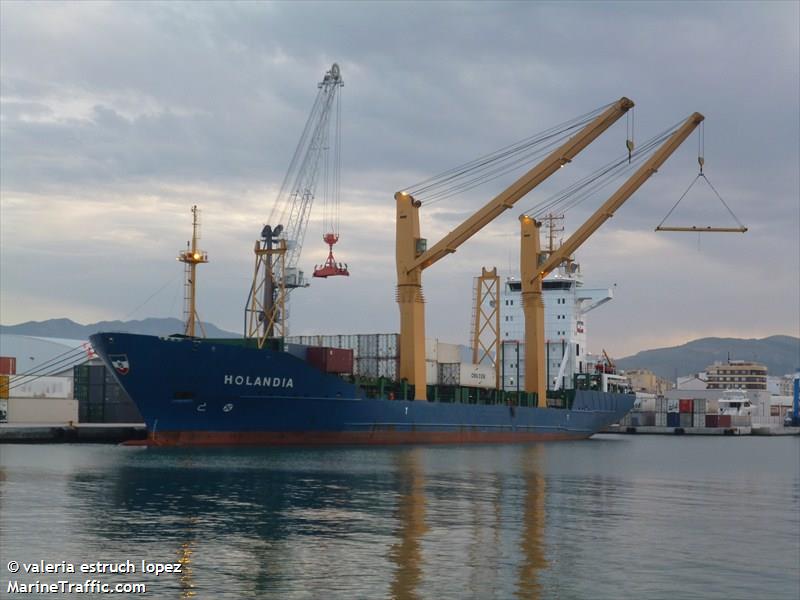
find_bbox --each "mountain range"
[0,317,238,340]
[1,318,797,379]
[615,335,799,380]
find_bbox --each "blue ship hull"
[89,332,634,446]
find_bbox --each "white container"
[458,363,496,389]
[8,375,72,399]
[693,398,707,415]
[437,342,461,363]
[667,398,679,413]
[706,398,720,414]
[655,412,667,427]
[377,334,399,359]
[6,396,78,423]
[426,360,438,385]
[438,363,460,385]
[425,338,438,362]
[358,334,379,358]
[634,392,656,412]
[377,357,399,380]
[354,357,378,378]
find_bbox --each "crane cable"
[523,118,687,219]
[403,101,618,205]
[4,345,92,393]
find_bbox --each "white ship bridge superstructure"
[499,218,613,392]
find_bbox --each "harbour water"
[1,436,798,599]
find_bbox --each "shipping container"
[426,361,438,385]
[8,375,72,399]
[656,397,667,414]
[377,334,399,359]
[425,339,438,362]
[655,411,667,427]
[679,399,694,413]
[439,363,496,389]
[667,412,681,427]
[630,414,641,427]
[679,412,693,428]
[74,363,143,423]
[705,414,719,428]
[437,342,461,364]
[439,363,460,386]
[5,397,78,424]
[718,414,732,428]
[706,398,720,414]
[693,398,707,415]
[731,415,751,427]
[667,398,679,413]
[634,393,656,412]
[306,347,353,374]
[358,335,379,358]
[640,411,656,427]
[0,398,6,422]
[354,357,379,379]
[0,375,8,399]
[377,357,399,380]
[0,356,16,375]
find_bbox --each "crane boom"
[537,112,705,279]
[245,64,343,346]
[522,112,705,404]
[407,97,635,273]
[396,97,634,400]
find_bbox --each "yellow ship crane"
[396,97,634,400]
[520,112,705,405]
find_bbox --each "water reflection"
[176,529,196,598]
[389,449,428,600]
[516,445,547,600]
[1,439,796,600]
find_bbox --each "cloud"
[1,1,798,355]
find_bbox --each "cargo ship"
[87,65,641,446]
[89,331,634,446]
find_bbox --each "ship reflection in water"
[0,439,797,599]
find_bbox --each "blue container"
[667,412,680,428]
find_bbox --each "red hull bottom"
[124,430,591,447]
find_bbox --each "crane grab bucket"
[313,233,350,278]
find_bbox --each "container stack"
[693,399,706,427]
[285,334,492,389]
[74,364,142,423]
[667,400,680,427]
[655,397,667,427]
[678,399,693,428]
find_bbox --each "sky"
[1,1,798,357]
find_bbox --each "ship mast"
[177,205,208,337]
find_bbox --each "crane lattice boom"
[245,64,344,345]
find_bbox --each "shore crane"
[396,98,634,400]
[245,63,346,347]
[520,112,705,405]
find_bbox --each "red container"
[307,347,353,374]
[718,414,732,428]
[0,356,16,375]
[679,399,693,413]
[705,414,719,428]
